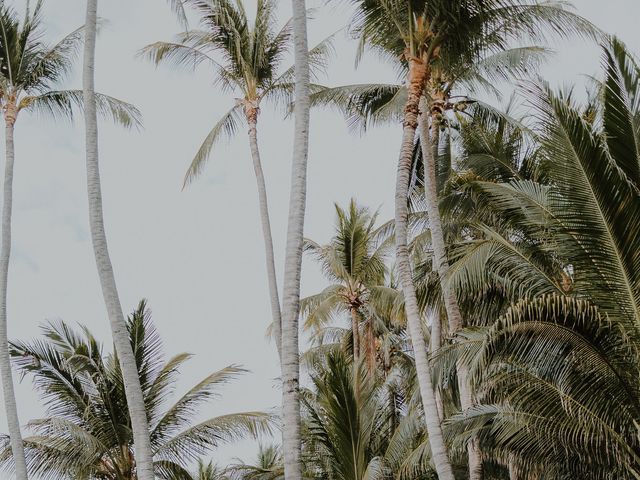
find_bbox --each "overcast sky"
[1,0,639,472]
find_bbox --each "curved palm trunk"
[418,98,482,480]
[247,114,282,359]
[0,106,29,480]
[82,3,154,480]
[281,0,310,479]
[394,60,455,480]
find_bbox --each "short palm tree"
[224,444,284,480]
[0,300,271,480]
[302,350,437,480]
[301,200,390,368]
[142,0,330,360]
[190,460,229,480]
[0,3,139,478]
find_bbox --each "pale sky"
[1,0,640,473]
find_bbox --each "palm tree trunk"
[82,3,154,480]
[430,310,444,423]
[365,318,376,372]
[0,106,29,480]
[246,113,282,359]
[418,97,482,480]
[350,307,360,363]
[281,0,310,478]
[394,59,455,480]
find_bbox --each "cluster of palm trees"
[0,0,638,479]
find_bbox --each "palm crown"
[141,0,330,185]
[0,0,140,127]
[301,200,393,365]
[0,301,271,480]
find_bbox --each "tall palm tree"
[82,1,154,479]
[329,2,593,477]
[0,3,138,478]
[0,300,271,479]
[300,200,390,368]
[281,0,312,477]
[141,0,330,360]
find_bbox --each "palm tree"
[301,200,390,368]
[82,1,155,479]
[280,0,312,477]
[190,460,229,480]
[0,300,271,479]
[326,2,593,477]
[0,3,138,478]
[225,444,284,480]
[301,350,439,480]
[439,39,640,478]
[141,0,330,360]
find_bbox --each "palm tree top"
[348,0,596,78]
[141,0,331,106]
[0,1,80,93]
[2,300,272,479]
[143,0,290,101]
[304,199,388,287]
[0,0,141,127]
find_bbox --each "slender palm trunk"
[246,113,282,359]
[394,60,455,480]
[281,0,310,478]
[365,319,376,372]
[418,97,482,480]
[0,104,29,480]
[430,310,444,423]
[83,3,154,479]
[350,307,360,363]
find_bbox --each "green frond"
[151,365,248,445]
[183,104,243,187]
[19,90,143,129]
[154,412,274,466]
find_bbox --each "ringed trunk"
[394,59,455,480]
[246,111,282,360]
[281,0,311,479]
[0,103,29,480]
[418,96,482,480]
[83,2,155,479]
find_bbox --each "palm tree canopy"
[301,350,440,480]
[140,0,332,185]
[0,0,140,126]
[301,199,390,331]
[432,38,640,479]
[348,0,594,72]
[0,300,272,480]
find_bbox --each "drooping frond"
[183,104,243,187]
[19,90,143,128]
